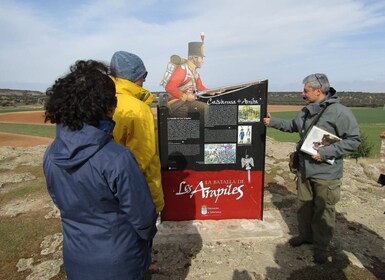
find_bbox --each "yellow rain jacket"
[112,77,164,213]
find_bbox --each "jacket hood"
[324,87,338,103]
[112,77,154,105]
[47,124,112,170]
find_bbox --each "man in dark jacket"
[43,60,157,279]
[263,73,360,264]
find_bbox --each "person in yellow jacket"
[110,51,164,214]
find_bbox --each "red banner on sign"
[161,169,263,221]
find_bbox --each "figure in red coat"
[162,33,220,118]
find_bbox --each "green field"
[0,107,384,158]
[267,107,385,158]
[0,123,55,138]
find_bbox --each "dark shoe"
[314,249,329,264]
[288,236,312,247]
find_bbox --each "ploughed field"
[0,106,302,147]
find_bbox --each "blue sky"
[1,0,385,93]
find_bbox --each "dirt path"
[0,111,52,147]
[0,132,53,147]
[0,111,47,125]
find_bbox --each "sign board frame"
[158,80,268,221]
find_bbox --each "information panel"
[158,80,268,221]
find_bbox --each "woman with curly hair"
[43,60,157,280]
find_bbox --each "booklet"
[300,125,341,165]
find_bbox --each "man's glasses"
[315,74,322,88]
[142,71,148,80]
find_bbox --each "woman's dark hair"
[44,60,117,131]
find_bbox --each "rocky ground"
[0,137,384,280]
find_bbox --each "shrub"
[349,131,372,163]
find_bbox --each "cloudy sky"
[1,0,384,93]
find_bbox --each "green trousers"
[296,176,341,250]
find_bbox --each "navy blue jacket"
[43,124,157,280]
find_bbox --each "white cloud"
[0,0,384,92]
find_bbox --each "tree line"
[1,89,385,108]
[266,91,385,107]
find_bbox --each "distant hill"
[0,89,44,95]
[0,89,45,107]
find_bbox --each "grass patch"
[15,165,44,177]
[267,127,300,143]
[0,212,62,280]
[1,178,46,202]
[0,123,55,138]
[1,165,46,201]
[0,163,61,279]
[350,107,385,123]
[0,107,43,114]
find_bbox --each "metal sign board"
[158,80,268,221]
